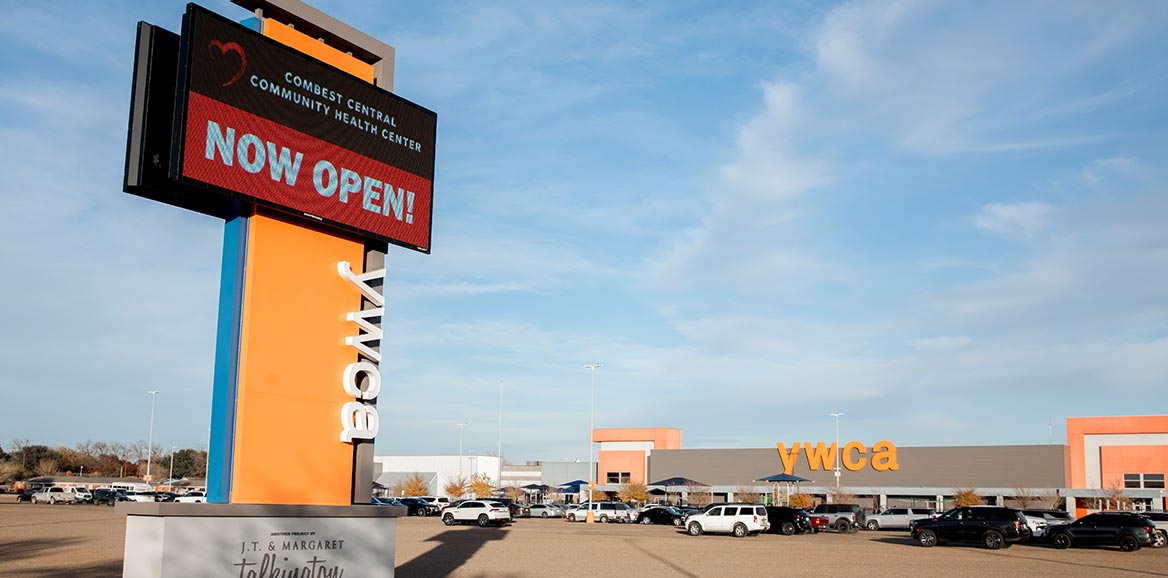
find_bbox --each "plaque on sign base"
[118,502,404,578]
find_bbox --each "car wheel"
[31,497,38,504]
[1118,535,1140,552]
[732,523,748,538]
[1151,530,1166,549]
[866,520,879,531]
[917,529,937,547]
[672,518,683,527]
[833,519,851,533]
[1051,532,1071,549]
[687,522,703,536]
[477,514,491,528]
[599,514,608,523]
[983,530,1005,550]
[567,514,576,522]
[541,512,549,518]
[442,513,455,526]
[781,522,796,535]
[640,516,652,525]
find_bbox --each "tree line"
[0,438,208,485]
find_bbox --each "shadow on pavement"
[396,526,509,578]
[1,560,122,578]
[0,538,87,563]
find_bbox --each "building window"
[606,472,631,484]
[1123,473,1165,489]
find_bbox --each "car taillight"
[1013,521,1020,530]
[753,516,758,522]
[1146,525,1155,535]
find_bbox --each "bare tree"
[1103,483,1132,511]
[685,485,712,506]
[34,458,58,477]
[503,486,524,502]
[734,486,761,504]
[1012,488,1037,509]
[0,462,22,485]
[829,489,857,505]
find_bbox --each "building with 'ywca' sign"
[576,416,1167,516]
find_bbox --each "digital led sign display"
[172,4,436,252]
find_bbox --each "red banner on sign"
[182,92,432,250]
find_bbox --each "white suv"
[441,500,512,527]
[418,496,453,511]
[565,502,633,523]
[685,504,769,537]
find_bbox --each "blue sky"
[2,0,1166,463]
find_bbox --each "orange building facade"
[1066,415,1168,516]
[594,428,682,485]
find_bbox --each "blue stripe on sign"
[208,201,249,503]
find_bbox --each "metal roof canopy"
[230,0,394,88]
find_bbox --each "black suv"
[1048,512,1155,552]
[910,506,1030,549]
[764,506,814,535]
[1141,511,1167,548]
[92,489,128,506]
[811,504,864,532]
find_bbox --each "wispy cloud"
[974,202,1052,238]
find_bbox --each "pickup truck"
[31,487,85,504]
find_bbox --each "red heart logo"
[208,40,246,87]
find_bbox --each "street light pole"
[457,422,467,477]
[584,363,602,523]
[170,446,177,480]
[146,390,160,482]
[830,412,844,494]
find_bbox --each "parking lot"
[1,496,1164,578]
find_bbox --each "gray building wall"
[540,461,592,487]
[649,445,1069,489]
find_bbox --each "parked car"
[1048,512,1156,552]
[123,491,159,503]
[811,503,865,532]
[764,506,814,535]
[1021,508,1074,530]
[417,496,453,511]
[174,491,206,504]
[16,490,35,503]
[509,503,531,518]
[31,487,84,504]
[864,507,935,530]
[685,504,769,537]
[529,504,563,518]
[910,506,1030,549]
[93,488,129,506]
[441,500,512,527]
[636,506,686,526]
[565,502,633,523]
[809,513,829,532]
[397,497,439,516]
[372,497,404,507]
[1140,511,1168,548]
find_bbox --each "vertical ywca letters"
[337,261,384,442]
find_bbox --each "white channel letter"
[342,361,381,400]
[340,402,379,442]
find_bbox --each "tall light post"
[497,380,503,478]
[830,412,844,494]
[457,422,468,476]
[584,363,602,523]
[169,446,177,480]
[146,390,160,482]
